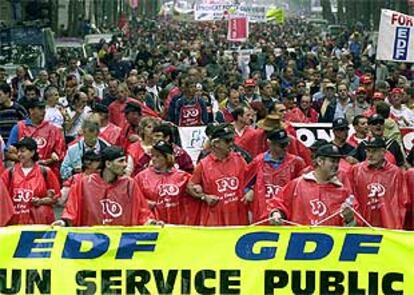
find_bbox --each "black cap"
[153,140,173,156]
[210,124,234,141]
[365,136,386,148]
[27,99,46,109]
[332,117,349,130]
[101,146,125,162]
[92,103,109,114]
[15,137,37,151]
[267,128,290,144]
[205,123,219,137]
[315,144,342,158]
[310,139,329,151]
[368,114,385,125]
[124,102,142,114]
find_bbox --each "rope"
[348,206,376,229]
[312,209,342,226]
[249,216,302,226]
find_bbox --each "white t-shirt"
[66,106,92,137]
[21,167,33,176]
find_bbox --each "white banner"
[179,126,207,164]
[377,9,414,62]
[292,123,414,153]
[178,124,414,163]
[194,4,267,23]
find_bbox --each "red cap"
[390,88,404,95]
[372,92,385,100]
[356,87,367,94]
[163,65,177,74]
[244,79,256,87]
[360,75,372,84]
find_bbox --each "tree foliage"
[326,0,409,30]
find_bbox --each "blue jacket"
[60,138,109,180]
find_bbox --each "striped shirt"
[0,102,27,142]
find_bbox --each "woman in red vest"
[1,137,60,224]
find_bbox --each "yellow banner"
[0,226,412,294]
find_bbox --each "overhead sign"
[0,226,412,294]
[377,9,414,62]
[194,4,267,22]
[227,16,249,42]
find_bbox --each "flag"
[266,7,284,24]
[377,9,414,62]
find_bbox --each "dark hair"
[231,106,248,121]
[259,80,271,90]
[352,115,367,126]
[229,83,240,91]
[0,82,11,95]
[79,85,93,95]
[32,151,39,162]
[24,84,40,95]
[82,150,101,169]
[153,123,173,142]
[375,102,390,118]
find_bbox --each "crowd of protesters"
[0,16,413,229]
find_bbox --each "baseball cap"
[368,114,385,125]
[27,99,46,109]
[315,144,342,158]
[332,117,349,130]
[124,102,142,114]
[244,79,256,87]
[267,129,290,144]
[92,103,109,114]
[101,146,125,162]
[153,140,173,156]
[360,75,372,84]
[356,87,367,94]
[210,124,235,141]
[372,92,385,101]
[326,83,336,89]
[15,137,37,151]
[390,88,404,95]
[365,137,386,148]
